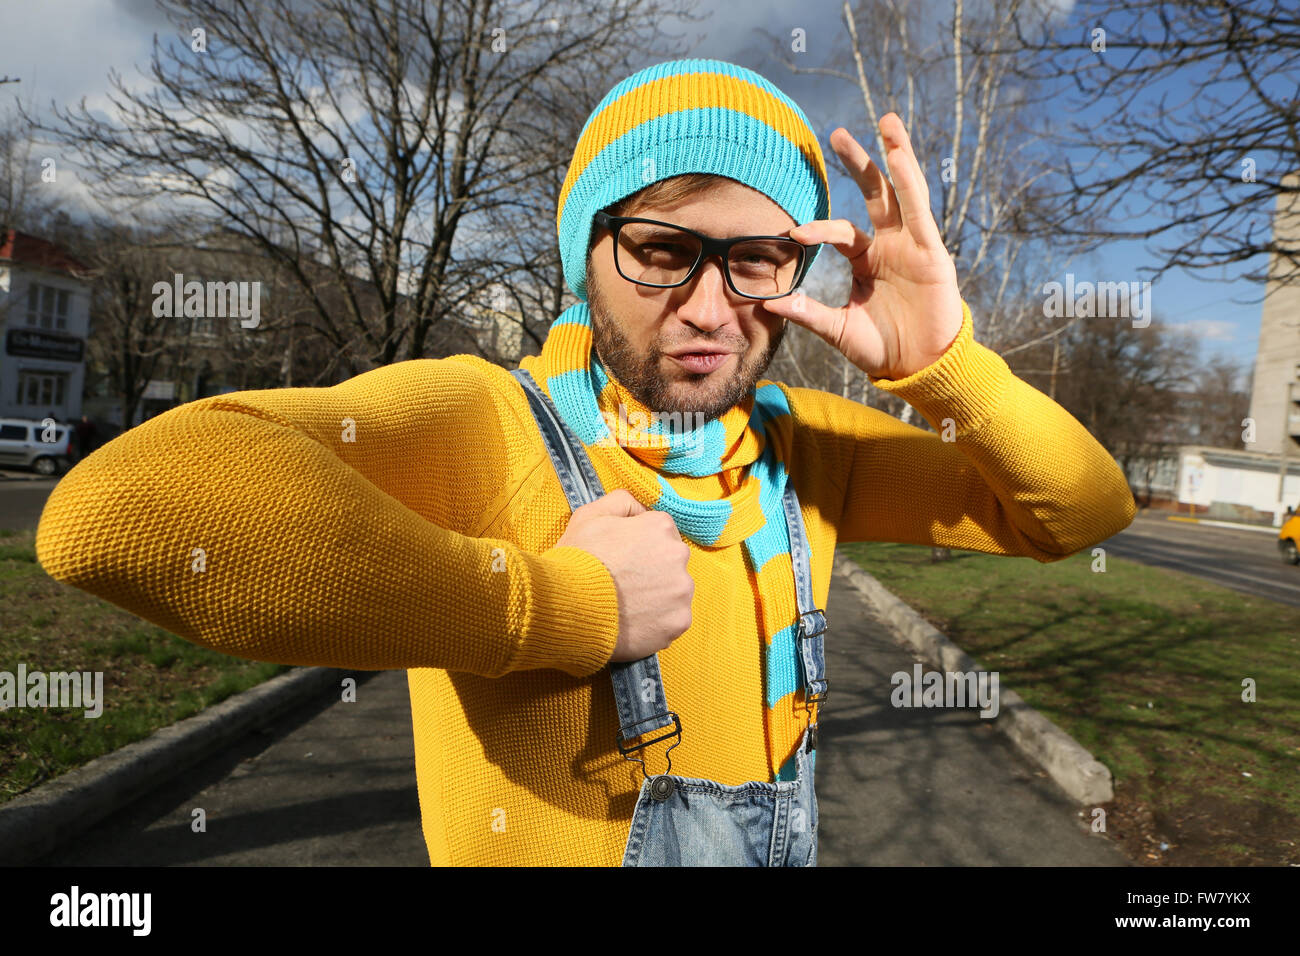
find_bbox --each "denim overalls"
[510,366,829,867]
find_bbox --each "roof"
[0,229,89,278]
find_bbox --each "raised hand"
[765,113,965,381]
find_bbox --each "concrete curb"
[834,553,1114,806]
[0,665,348,865]
[1164,514,1280,534]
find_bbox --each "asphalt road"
[27,670,428,866]
[0,475,59,531]
[1103,511,1300,607]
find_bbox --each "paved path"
[29,671,427,866]
[29,556,1128,866]
[817,557,1127,865]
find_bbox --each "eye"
[639,241,695,261]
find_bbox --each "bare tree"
[1051,313,1200,473]
[62,222,188,431]
[470,56,629,362]
[0,105,75,242]
[992,0,1300,296]
[32,0,701,374]
[0,109,37,238]
[1188,353,1253,450]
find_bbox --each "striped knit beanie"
[556,58,832,302]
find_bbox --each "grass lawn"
[838,539,1300,866]
[0,526,289,806]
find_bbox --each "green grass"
[839,539,1300,864]
[0,527,289,805]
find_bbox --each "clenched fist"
[552,489,694,663]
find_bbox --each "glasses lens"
[728,239,803,298]
[616,222,701,286]
[615,223,804,298]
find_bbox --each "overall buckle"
[797,609,829,750]
[797,609,829,707]
[616,711,682,780]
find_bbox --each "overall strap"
[781,482,828,732]
[508,367,681,775]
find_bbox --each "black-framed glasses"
[592,210,816,300]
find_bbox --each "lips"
[670,351,733,373]
[665,347,734,358]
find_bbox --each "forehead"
[627,178,796,236]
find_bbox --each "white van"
[0,418,74,475]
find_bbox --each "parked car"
[1279,505,1300,564]
[0,417,73,476]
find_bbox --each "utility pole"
[1279,374,1298,513]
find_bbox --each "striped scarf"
[518,301,811,781]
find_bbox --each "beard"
[585,270,786,424]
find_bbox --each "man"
[73,415,98,462]
[35,58,1135,866]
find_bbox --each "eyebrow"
[627,221,791,241]
[625,223,691,239]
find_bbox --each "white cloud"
[0,0,163,118]
[1178,318,1239,343]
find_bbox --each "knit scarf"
[517,301,811,781]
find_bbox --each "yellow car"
[1280,507,1300,564]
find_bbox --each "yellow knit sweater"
[35,304,1135,865]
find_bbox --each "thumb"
[578,488,647,520]
[765,288,843,348]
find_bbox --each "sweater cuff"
[514,545,620,677]
[867,299,1011,435]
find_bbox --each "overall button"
[650,775,676,801]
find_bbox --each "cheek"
[748,316,779,348]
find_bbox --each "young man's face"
[585,177,797,423]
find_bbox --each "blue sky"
[663,0,1275,380]
[0,0,1277,381]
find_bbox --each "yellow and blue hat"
[557,58,831,302]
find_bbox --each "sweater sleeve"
[34,358,621,678]
[801,300,1136,561]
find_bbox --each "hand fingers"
[788,218,872,273]
[762,287,848,351]
[828,127,896,233]
[877,113,943,249]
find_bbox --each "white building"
[1245,170,1300,458]
[1126,445,1300,526]
[0,230,91,422]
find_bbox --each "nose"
[673,254,741,332]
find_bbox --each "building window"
[26,284,70,331]
[16,371,66,409]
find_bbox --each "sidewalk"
[13,554,1128,866]
[24,670,427,866]
[817,554,1125,865]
